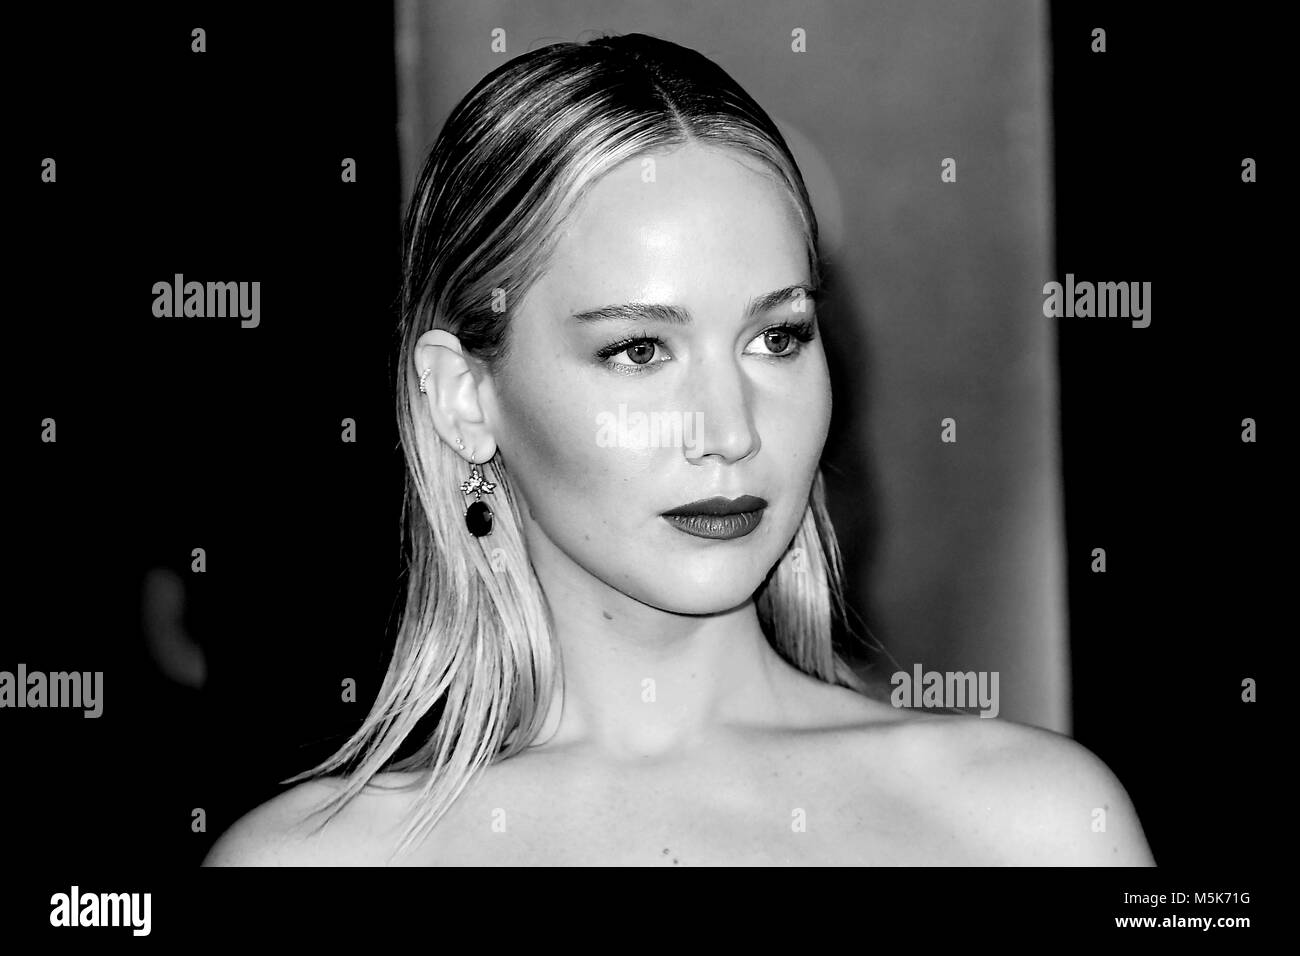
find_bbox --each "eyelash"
[595,320,817,374]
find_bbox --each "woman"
[204,32,1153,866]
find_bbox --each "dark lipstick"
[661,495,767,540]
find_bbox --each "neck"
[524,532,804,761]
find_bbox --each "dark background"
[9,1,1273,871]
[1050,4,1273,871]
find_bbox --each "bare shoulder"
[875,712,1156,865]
[755,674,1153,865]
[201,772,422,866]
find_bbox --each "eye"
[622,341,660,365]
[596,333,672,374]
[744,320,816,358]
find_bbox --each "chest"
[398,760,1000,866]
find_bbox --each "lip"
[661,495,768,517]
[662,510,765,540]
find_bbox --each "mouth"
[661,495,767,540]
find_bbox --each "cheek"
[809,349,834,440]
[764,352,832,460]
[494,373,641,527]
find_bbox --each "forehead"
[538,144,809,309]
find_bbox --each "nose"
[684,353,761,465]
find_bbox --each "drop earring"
[457,437,496,538]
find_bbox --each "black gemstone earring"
[459,452,497,538]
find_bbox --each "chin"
[631,560,775,616]
[638,587,759,617]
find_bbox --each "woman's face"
[483,142,831,615]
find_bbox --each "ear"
[413,329,498,463]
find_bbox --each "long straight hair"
[286,32,869,861]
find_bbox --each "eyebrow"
[568,284,819,325]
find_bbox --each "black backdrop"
[11,2,405,867]
[1050,3,1273,873]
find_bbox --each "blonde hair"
[286,31,870,861]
